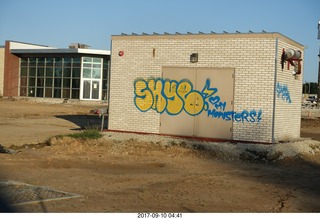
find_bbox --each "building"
[2,41,110,101]
[0,45,5,96]
[108,32,304,143]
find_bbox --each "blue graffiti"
[207,109,262,123]
[134,77,263,123]
[276,83,291,104]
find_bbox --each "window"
[19,56,108,100]
[19,56,83,99]
[82,57,102,79]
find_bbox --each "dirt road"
[0,98,320,212]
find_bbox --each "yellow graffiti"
[134,80,153,112]
[184,92,204,115]
[163,80,184,114]
[148,79,166,113]
[134,78,205,116]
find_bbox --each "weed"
[192,143,206,150]
[66,129,102,139]
[169,140,178,146]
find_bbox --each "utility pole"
[317,21,320,108]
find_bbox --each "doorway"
[160,67,234,139]
[80,57,102,100]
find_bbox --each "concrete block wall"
[109,33,303,143]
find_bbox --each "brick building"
[2,41,110,101]
[0,46,5,96]
[108,32,304,143]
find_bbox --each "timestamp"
[137,213,183,218]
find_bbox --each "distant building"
[2,41,110,100]
[0,45,4,96]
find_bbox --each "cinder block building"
[108,32,304,143]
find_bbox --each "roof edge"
[111,32,304,48]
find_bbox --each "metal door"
[160,67,234,140]
[195,68,234,139]
[160,67,196,136]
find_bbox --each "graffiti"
[134,77,262,123]
[276,83,291,104]
[207,109,262,123]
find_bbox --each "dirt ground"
[0,98,320,213]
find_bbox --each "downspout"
[271,38,278,143]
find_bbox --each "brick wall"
[0,48,4,96]
[109,33,303,143]
[3,41,20,97]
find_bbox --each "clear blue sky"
[0,0,319,82]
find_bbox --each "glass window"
[21,58,28,67]
[37,67,45,77]
[28,87,35,97]
[29,77,36,86]
[83,57,92,63]
[21,67,28,76]
[93,63,101,68]
[54,67,62,77]
[73,58,81,67]
[83,63,91,68]
[55,58,62,66]
[45,88,52,98]
[29,67,36,77]
[46,68,53,77]
[63,68,71,77]
[38,58,45,67]
[92,68,101,79]
[83,68,91,78]
[36,88,44,97]
[102,90,107,100]
[45,78,53,87]
[71,89,80,99]
[46,58,54,67]
[103,59,109,68]
[54,78,62,88]
[102,80,108,89]
[20,87,27,96]
[83,81,90,99]
[29,58,37,67]
[63,78,71,88]
[53,89,61,98]
[93,58,101,63]
[72,79,80,89]
[63,89,70,98]
[37,78,44,87]
[72,68,80,78]
[64,57,72,67]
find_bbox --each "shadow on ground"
[55,115,108,130]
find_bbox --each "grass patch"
[66,129,103,139]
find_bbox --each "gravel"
[103,131,320,162]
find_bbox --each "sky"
[0,0,319,82]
